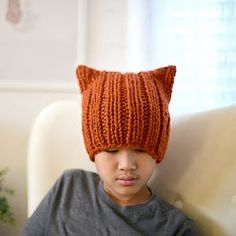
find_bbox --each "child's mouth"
[116,176,138,186]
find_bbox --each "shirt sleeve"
[175,219,197,236]
[21,173,64,236]
[21,191,52,235]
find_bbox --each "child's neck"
[105,185,152,206]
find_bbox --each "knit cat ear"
[152,65,176,102]
[76,65,99,93]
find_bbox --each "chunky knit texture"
[76,65,176,162]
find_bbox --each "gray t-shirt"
[22,169,196,236]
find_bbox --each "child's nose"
[118,150,137,171]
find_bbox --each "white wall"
[87,0,128,70]
[0,0,128,235]
[0,0,78,83]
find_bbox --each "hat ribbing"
[76,65,176,163]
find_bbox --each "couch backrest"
[27,98,236,235]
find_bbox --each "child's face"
[94,147,156,206]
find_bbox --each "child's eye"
[134,148,146,153]
[105,148,119,153]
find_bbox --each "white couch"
[27,98,236,235]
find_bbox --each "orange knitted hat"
[76,65,176,163]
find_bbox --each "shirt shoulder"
[152,194,187,218]
[61,168,98,181]
[54,168,99,194]
[150,194,196,234]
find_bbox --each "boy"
[22,65,196,235]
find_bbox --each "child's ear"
[76,65,99,93]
